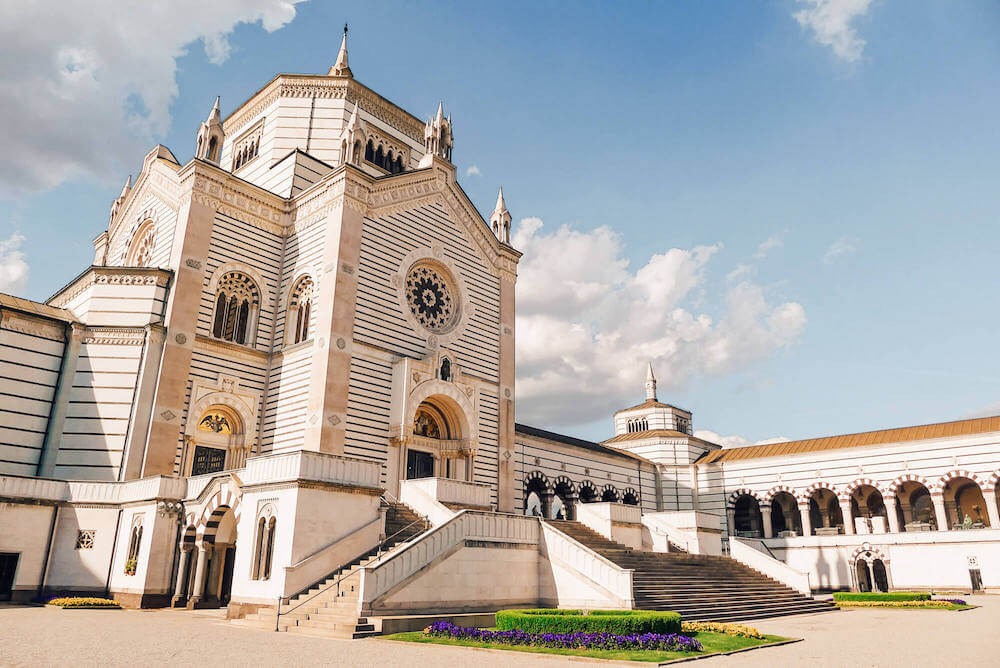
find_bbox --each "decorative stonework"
[395,247,473,348]
[49,267,171,309]
[75,530,95,549]
[83,327,147,346]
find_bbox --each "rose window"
[405,264,456,333]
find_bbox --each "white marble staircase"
[230,502,429,639]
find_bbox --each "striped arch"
[552,475,576,495]
[762,485,797,504]
[578,480,599,502]
[933,469,986,494]
[601,484,620,502]
[888,473,931,496]
[850,543,890,565]
[841,478,890,502]
[621,487,640,504]
[180,523,197,549]
[728,488,763,508]
[524,470,551,493]
[803,481,839,502]
[196,486,241,545]
[986,471,1000,489]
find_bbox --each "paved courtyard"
[1,598,998,667]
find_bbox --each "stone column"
[187,545,212,607]
[726,507,737,536]
[839,499,854,535]
[37,323,86,477]
[540,491,554,519]
[565,494,579,521]
[885,496,901,533]
[171,547,192,606]
[760,504,773,538]
[798,502,813,536]
[932,493,949,531]
[982,488,1000,529]
[899,501,913,525]
[302,173,367,456]
[144,173,222,475]
[818,506,831,528]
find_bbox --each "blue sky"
[1,1,999,445]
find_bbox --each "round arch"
[578,481,599,504]
[524,471,551,517]
[183,392,257,475]
[621,487,640,506]
[404,379,476,441]
[601,485,620,503]
[125,219,156,267]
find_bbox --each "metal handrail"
[273,514,428,631]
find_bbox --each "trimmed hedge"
[495,609,682,635]
[832,592,930,602]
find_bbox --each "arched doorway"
[808,488,843,535]
[188,405,245,476]
[872,559,889,592]
[188,504,239,608]
[770,491,802,536]
[733,494,763,538]
[405,393,475,482]
[855,560,872,592]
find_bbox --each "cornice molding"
[223,76,424,143]
[82,327,148,346]
[193,333,269,363]
[186,168,288,235]
[48,267,172,309]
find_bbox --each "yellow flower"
[681,621,764,639]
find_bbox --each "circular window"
[405,263,457,333]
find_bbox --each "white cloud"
[695,430,793,449]
[465,165,481,177]
[0,1,307,197]
[964,402,1000,419]
[794,0,873,63]
[754,236,783,259]
[823,236,858,264]
[0,234,29,294]
[514,218,807,427]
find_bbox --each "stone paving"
[1,598,998,667]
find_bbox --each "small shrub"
[48,597,120,608]
[496,609,682,635]
[681,621,764,639]
[832,592,930,602]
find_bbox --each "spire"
[436,101,444,122]
[119,175,132,198]
[494,186,507,214]
[489,186,511,244]
[207,96,221,124]
[330,24,353,77]
[645,362,658,402]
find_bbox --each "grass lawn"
[381,629,791,662]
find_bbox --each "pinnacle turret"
[645,362,658,401]
[489,186,511,244]
[329,25,353,77]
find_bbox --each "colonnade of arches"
[523,472,640,520]
[728,470,1000,538]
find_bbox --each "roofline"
[515,423,653,464]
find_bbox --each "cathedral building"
[1,35,999,627]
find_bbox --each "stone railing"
[577,502,644,550]
[358,511,538,608]
[0,474,186,505]
[283,514,385,599]
[241,449,380,489]
[608,502,642,524]
[408,435,477,456]
[402,477,491,507]
[539,521,634,609]
[730,536,812,595]
[398,479,454,526]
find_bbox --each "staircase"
[232,502,430,638]
[546,519,834,622]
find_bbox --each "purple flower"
[938,598,967,605]
[423,622,702,652]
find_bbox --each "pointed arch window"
[252,509,277,580]
[287,275,314,345]
[211,271,260,346]
[124,517,143,575]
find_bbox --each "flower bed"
[423,621,702,652]
[939,598,967,605]
[836,600,951,608]
[832,592,929,602]
[681,621,764,639]
[495,609,681,635]
[47,597,121,609]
